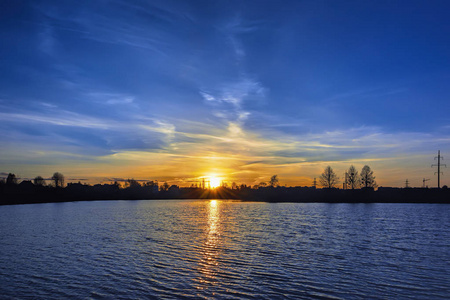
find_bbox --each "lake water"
[0,200,449,299]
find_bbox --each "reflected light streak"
[196,200,221,289]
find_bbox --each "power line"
[432,150,446,188]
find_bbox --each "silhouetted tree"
[143,180,157,187]
[319,166,339,188]
[259,182,267,187]
[6,173,18,185]
[51,172,65,188]
[360,165,377,188]
[126,178,141,188]
[160,182,169,191]
[232,182,237,190]
[269,175,279,187]
[346,165,360,189]
[33,176,46,186]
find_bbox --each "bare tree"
[160,182,170,191]
[143,180,157,187]
[126,178,141,188]
[360,165,377,188]
[269,175,279,187]
[346,165,360,189]
[51,172,65,188]
[319,166,339,188]
[33,176,46,186]
[6,173,18,185]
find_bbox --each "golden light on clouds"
[4,115,447,188]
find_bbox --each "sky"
[1,0,450,188]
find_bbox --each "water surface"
[0,200,449,299]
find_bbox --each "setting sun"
[210,177,221,188]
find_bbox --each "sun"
[210,176,221,188]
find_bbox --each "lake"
[0,200,449,299]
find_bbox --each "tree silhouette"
[6,173,18,185]
[160,182,169,191]
[126,178,141,188]
[269,175,279,187]
[319,166,339,188]
[360,165,377,188]
[346,165,360,189]
[51,172,65,188]
[33,176,46,186]
[143,180,157,187]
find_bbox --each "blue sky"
[1,0,450,187]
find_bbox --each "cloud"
[87,92,135,105]
[196,15,268,146]
[200,92,215,102]
[38,24,57,55]
[221,15,260,59]
[321,87,408,104]
[0,111,111,129]
[199,77,267,123]
[34,1,188,56]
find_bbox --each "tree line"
[2,166,450,205]
[2,167,376,191]
[3,172,65,187]
[319,165,376,189]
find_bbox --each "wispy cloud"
[0,111,111,129]
[38,24,57,55]
[321,87,408,104]
[87,92,135,105]
[220,15,260,59]
[198,15,268,144]
[34,1,188,56]
[200,77,266,109]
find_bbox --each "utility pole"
[313,178,317,189]
[432,150,446,188]
[422,178,430,188]
[405,179,410,188]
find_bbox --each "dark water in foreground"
[0,200,449,299]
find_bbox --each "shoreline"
[1,185,449,206]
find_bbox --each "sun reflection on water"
[195,200,221,289]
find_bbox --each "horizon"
[1,1,450,188]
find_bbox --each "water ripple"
[0,201,449,299]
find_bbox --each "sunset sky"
[1,0,450,187]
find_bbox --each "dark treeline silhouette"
[1,169,449,205]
